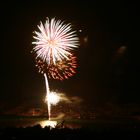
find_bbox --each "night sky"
[0,1,139,110]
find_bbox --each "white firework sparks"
[32,17,79,65]
[46,91,60,105]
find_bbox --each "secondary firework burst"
[35,54,77,80]
[32,17,79,65]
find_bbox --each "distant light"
[83,36,88,43]
[113,45,127,61]
[117,46,127,54]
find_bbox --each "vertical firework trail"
[44,73,51,120]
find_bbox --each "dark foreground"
[0,122,140,140]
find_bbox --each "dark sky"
[0,1,139,109]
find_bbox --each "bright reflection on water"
[39,120,57,128]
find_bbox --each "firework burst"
[32,17,79,65]
[46,91,60,105]
[35,54,77,80]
